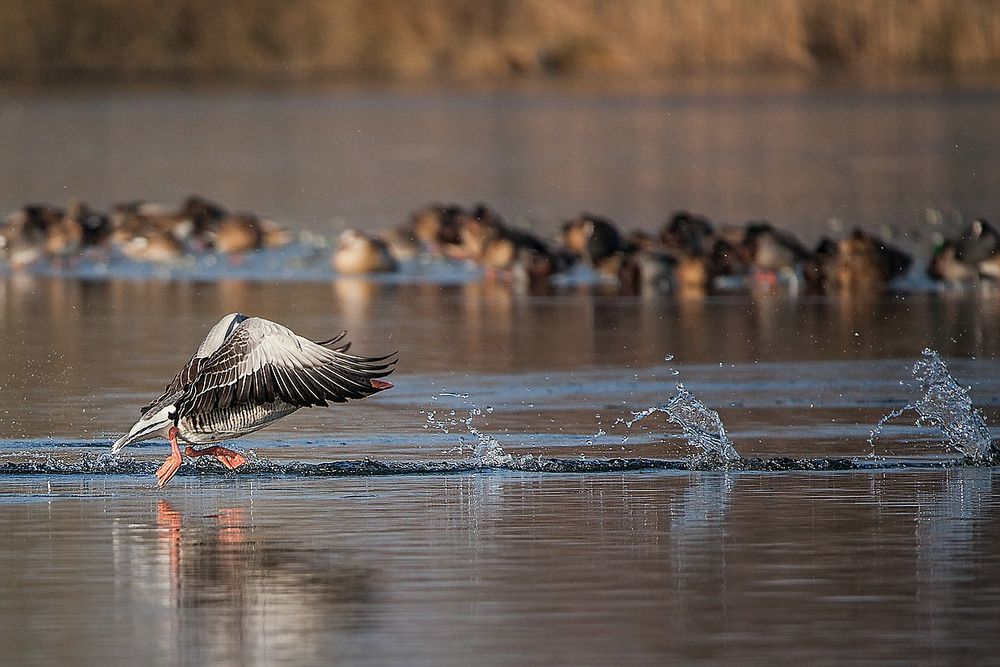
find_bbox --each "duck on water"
[112,313,396,488]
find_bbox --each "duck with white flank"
[113,313,396,488]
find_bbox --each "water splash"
[423,402,511,466]
[426,378,740,467]
[868,404,909,460]
[423,407,461,433]
[462,406,511,465]
[871,349,994,463]
[621,383,740,463]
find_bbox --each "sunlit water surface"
[3,82,1000,664]
[2,81,999,239]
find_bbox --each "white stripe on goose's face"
[131,404,173,431]
[114,404,175,451]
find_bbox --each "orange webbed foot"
[215,448,247,471]
[155,452,183,488]
[184,445,247,471]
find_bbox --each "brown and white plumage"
[113,313,396,454]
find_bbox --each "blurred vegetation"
[1,0,999,82]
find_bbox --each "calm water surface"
[3,83,1000,664]
[2,470,998,666]
[1,82,999,239]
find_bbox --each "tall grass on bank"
[1,0,999,82]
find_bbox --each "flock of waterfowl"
[2,194,998,292]
[0,196,290,266]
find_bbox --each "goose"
[112,313,396,488]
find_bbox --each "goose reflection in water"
[112,500,374,664]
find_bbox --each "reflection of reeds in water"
[111,500,373,664]
[1,1,998,82]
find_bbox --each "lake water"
[2,81,1000,239]
[3,83,1000,664]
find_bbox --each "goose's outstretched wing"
[138,313,249,416]
[176,317,396,415]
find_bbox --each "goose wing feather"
[139,356,205,416]
[176,317,395,416]
[138,313,247,416]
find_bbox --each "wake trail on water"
[1,348,994,478]
[0,451,977,478]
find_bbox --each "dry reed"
[0,0,998,82]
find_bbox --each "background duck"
[110,200,197,248]
[66,200,110,249]
[332,229,398,275]
[560,213,630,279]
[212,213,264,254]
[583,214,627,267]
[210,212,291,254]
[928,218,1000,284]
[927,240,974,285]
[114,225,185,263]
[457,204,506,262]
[826,228,912,290]
[1,206,48,268]
[378,225,422,262]
[660,210,716,257]
[481,230,560,284]
[741,221,812,286]
[178,194,228,242]
[408,203,464,257]
[953,218,999,266]
[617,248,676,293]
[0,204,69,267]
[459,205,553,276]
[655,211,722,291]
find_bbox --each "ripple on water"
[0,350,994,482]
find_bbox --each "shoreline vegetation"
[2,1,1000,84]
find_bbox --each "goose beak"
[111,415,169,453]
[111,433,131,452]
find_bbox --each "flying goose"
[113,313,396,488]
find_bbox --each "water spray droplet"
[871,349,993,462]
